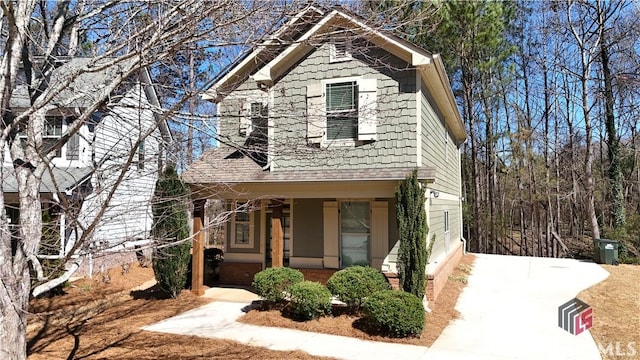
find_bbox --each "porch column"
[191,199,206,296]
[271,200,284,267]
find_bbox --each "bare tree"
[0,1,291,359]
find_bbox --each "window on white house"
[326,81,358,140]
[67,133,80,160]
[340,201,370,267]
[137,140,145,170]
[42,117,63,157]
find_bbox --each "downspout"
[458,141,467,255]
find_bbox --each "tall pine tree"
[396,170,428,299]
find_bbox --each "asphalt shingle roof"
[182,147,435,184]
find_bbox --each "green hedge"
[288,281,332,320]
[363,290,425,337]
[252,267,303,304]
[326,266,390,311]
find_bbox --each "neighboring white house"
[2,58,172,276]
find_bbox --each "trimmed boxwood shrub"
[363,290,425,337]
[326,266,390,311]
[252,267,303,305]
[287,281,332,320]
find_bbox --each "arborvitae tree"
[396,169,428,299]
[152,167,191,298]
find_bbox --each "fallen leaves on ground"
[578,264,640,360]
[27,262,331,360]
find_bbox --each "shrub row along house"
[183,6,467,301]
[2,58,171,281]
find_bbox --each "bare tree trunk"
[462,66,483,253]
[598,5,625,229]
[187,50,195,165]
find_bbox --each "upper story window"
[326,82,358,140]
[249,102,268,140]
[137,140,145,170]
[22,116,83,161]
[306,78,377,145]
[43,117,63,157]
[330,38,352,63]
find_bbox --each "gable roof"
[203,6,466,143]
[11,57,172,144]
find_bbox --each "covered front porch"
[187,179,406,294]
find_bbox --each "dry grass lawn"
[578,264,640,360]
[239,254,475,347]
[27,263,330,360]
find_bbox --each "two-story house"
[2,58,172,277]
[184,6,467,300]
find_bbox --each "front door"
[266,205,290,267]
[340,201,370,267]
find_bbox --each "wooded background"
[368,0,640,260]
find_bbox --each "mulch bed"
[239,254,475,347]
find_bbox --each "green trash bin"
[593,239,619,265]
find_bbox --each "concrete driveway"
[427,253,609,359]
[144,254,609,360]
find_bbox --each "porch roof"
[2,166,92,193]
[182,147,436,185]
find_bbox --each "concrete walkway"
[143,254,609,360]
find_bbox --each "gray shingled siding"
[421,81,461,196]
[292,198,324,257]
[216,43,417,170]
[260,42,417,170]
[218,97,247,147]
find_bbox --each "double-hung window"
[326,81,358,140]
[230,200,254,248]
[250,102,268,140]
[306,78,377,144]
[43,117,63,157]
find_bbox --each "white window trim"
[321,76,362,147]
[229,200,255,249]
[329,38,353,63]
